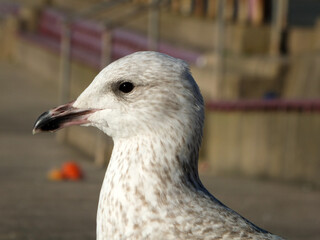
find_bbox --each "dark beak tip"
[32,117,44,134]
[32,102,94,135]
[32,110,60,134]
[32,112,44,135]
[32,128,39,135]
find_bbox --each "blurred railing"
[207,99,320,112]
[134,0,273,24]
[203,99,320,185]
[1,0,319,184]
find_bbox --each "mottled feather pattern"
[72,51,284,240]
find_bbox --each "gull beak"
[32,101,98,134]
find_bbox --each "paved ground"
[0,60,319,240]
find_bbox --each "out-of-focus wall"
[1,0,320,185]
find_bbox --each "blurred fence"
[134,0,271,25]
[0,0,319,185]
[202,100,320,185]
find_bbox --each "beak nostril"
[53,101,76,113]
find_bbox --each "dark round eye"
[119,82,134,93]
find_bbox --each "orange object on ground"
[61,161,83,180]
[47,168,65,181]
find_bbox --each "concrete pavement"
[0,60,319,240]
[0,60,104,240]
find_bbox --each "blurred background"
[0,0,319,239]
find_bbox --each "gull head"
[33,51,204,141]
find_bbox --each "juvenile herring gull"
[33,51,284,240]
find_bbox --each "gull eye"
[119,82,134,93]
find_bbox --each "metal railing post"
[95,26,112,167]
[270,0,288,56]
[215,0,225,99]
[57,19,72,142]
[148,0,160,51]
